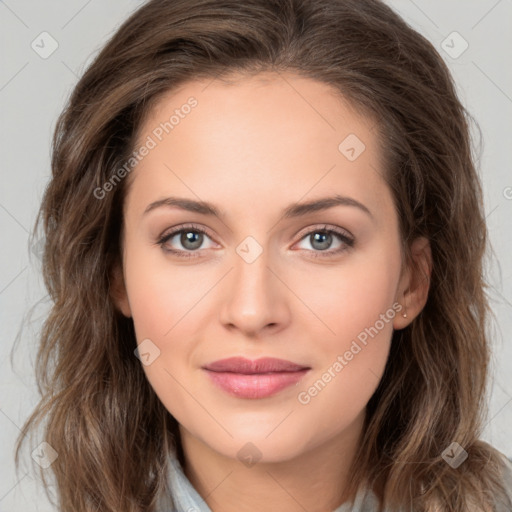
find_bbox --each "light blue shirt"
[160,448,512,512]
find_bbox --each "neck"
[178,411,365,512]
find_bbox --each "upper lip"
[203,357,310,374]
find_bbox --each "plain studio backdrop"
[0,1,511,510]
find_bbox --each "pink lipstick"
[202,357,310,399]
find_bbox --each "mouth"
[202,357,311,399]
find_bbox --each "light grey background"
[1,1,511,510]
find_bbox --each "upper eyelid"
[159,223,216,241]
[295,224,353,240]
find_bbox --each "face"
[114,71,421,463]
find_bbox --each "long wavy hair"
[16,0,511,510]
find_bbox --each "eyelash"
[156,223,355,260]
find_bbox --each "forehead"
[125,71,392,222]
[136,71,376,150]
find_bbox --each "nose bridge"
[219,238,289,335]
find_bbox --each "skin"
[112,71,432,512]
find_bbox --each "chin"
[204,429,314,465]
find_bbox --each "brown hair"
[17,0,511,510]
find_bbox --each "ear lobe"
[393,236,432,330]
[110,263,132,318]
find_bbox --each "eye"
[293,225,354,258]
[156,223,217,258]
[156,223,355,260]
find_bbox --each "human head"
[112,68,431,489]
[20,1,508,511]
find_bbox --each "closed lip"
[202,357,310,374]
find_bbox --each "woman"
[17,0,512,510]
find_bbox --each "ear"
[110,262,132,318]
[393,236,432,330]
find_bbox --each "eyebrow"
[143,194,374,220]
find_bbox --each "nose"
[219,247,291,338]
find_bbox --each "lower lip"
[204,369,310,399]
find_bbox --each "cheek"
[295,283,395,442]
[294,245,401,344]
[292,247,400,413]
[123,244,207,339]
[123,250,204,415]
